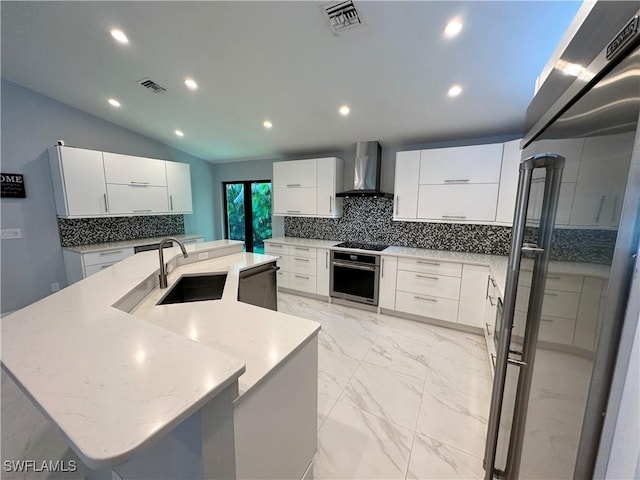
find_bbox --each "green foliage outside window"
[225,182,272,253]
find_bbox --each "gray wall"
[0,79,217,313]
[210,135,521,239]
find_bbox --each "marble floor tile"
[319,324,376,361]
[318,393,337,431]
[340,362,424,430]
[363,334,432,380]
[426,352,492,397]
[318,349,361,399]
[314,400,414,480]
[417,381,489,458]
[406,433,485,480]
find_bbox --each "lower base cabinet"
[63,247,135,284]
[265,243,330,297]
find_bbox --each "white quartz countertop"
[130,253,321,398]
[0,239,318,470]
[265,237,340,249]
[62,234,205,253]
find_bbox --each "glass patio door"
[223,180,272,253]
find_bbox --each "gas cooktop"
[333,241,389,252]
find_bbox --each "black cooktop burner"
[334,241,389,252]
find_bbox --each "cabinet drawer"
[84,262,117,277]
[276,270,290,289]
[395,291,459,323]
[106,184,169,214]
[397,258,462,278]
[519,270,583,292]
[289,273,317,294]
[289,256,317,276]
[103,152,167,186]
[289,245,316,259]
[419,144,503,184]
[396,270,460,300]
[417,184,499,222]
[273,188,317,216]
[515,286,580,319]
[539,316,576,345]
[83,247,134,266]
[265,244,290,256]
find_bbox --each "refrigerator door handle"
[483,153,565,480]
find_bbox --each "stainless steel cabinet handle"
[507,357,528,367]
[416,260,440,266]
[546,275,561,280]
[269,244,283,248]
[294,274,309,279]
[294,257,310,262]
[414,295,437,302]
[133,209,152,212]
[329,196,332,213]
[381,258,384,278]
[100,264,113,270]
[444,179,470,184]
[488,296,495,307]
[486,274,491,299]
[485,323,492,336]
[129,181,150,186]
[416,274,439,280]
[544,292,559,297]
[611,195,618,224]
[595,195,606,223]
[286,184,301,187]
[103,193,109,213]
[99,250,123,256]
[287,210,301,213]
[170,195,174,211]
[294,247,310,251]
[442,215,467,219]
[521,243,545,254]
[395,196,399,215]
[325,251,328,269]
[541,318,554,323]
[491,353,496,369]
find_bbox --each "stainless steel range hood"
[336,141,392,198]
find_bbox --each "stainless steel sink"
[157,273,227,305]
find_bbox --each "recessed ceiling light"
[107,98,121,107]
[263,120,273,129]
[110,28,129,44]
[447,84,463,98]
[444,18,463,38]
[339,105,350,116]
[184,78,198,90]
[175,130,184,137]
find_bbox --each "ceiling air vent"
[136,77,167,94]
[323,1,363,34]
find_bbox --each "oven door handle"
[331,261,377,272]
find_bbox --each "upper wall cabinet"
[273,157,344,218]
[394,142,513,224]
[48,146,109,217]
[48,146,192,218]
[166,162,193,214]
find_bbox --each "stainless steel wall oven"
[330,250,380,306]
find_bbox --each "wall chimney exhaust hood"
[336,141,392,198]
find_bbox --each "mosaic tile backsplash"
[58,215,185,247]
[284,197,616,264]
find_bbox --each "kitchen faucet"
[158,237,189,288]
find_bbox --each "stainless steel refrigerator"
[483,3,640,479]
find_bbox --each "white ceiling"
[1,1,581,163]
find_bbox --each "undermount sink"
[157,273,227,305]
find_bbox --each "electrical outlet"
[198,252,209,261]
[1,228,22,240]
[51,282,60,292]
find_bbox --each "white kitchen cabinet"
[103,152,167,186]
[166,162,193,214]
[496,139,522,225]
[574,277,604,351]
[273,159,317,188]
[62,247,135,285]
[316,249,330,296]
[379,256,398,310]
[317,158,344,217]
[417,184,499,222]
[458,264,491,328]
[273,158,343,218]
[393,151,420,220]
[419,143,503,184]
[48,146,108,218]
[395,291,459,323]
[396,270,461,300]
[106,184,169,215]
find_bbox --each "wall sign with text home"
[1,173,26,198]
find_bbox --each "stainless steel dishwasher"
[237,262,279,311]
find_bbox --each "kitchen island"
[1,240,320,480]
